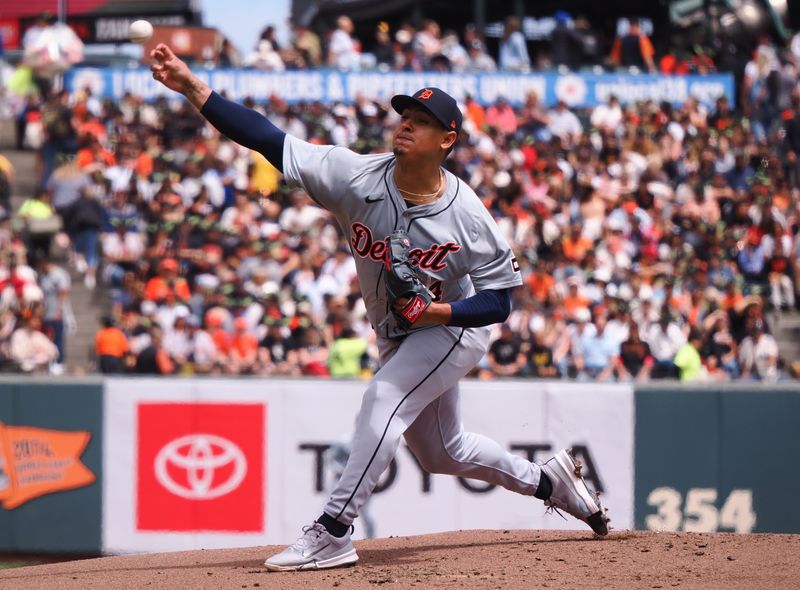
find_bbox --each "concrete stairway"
[769,309,800,376]
[2,139,106,373]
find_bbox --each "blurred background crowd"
[0,6,799,381]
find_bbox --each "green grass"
[0,559,44,569]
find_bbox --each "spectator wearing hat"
[144,258,190,303]
[738,319,779,382]
[134,326,175,375]
[482,323,526,379]
[95,315,129,373]
[17,187,60,269]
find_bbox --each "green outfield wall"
[0,379,103,553]
[634,384,800,533]
[0,379,797,554]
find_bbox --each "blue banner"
[65,67,734,108]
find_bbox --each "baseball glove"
[384,230,433,331]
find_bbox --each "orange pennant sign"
[0,420,95,510]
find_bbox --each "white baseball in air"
[128,19,154,44]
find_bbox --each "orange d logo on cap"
[417,88,434,100]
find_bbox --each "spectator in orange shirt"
[230,316,258,374]
[526,263,556,305]
[76,137,116,169]
[563,276,591,319]
[144,258,191,302]
[205,311,231,358]
[562,221,593,262]
[720,282,744,312]
[95,315,130,373]
[610,20,656,73]
[464,94,486,130]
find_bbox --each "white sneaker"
[540,448,609,536]
[264,522,358,572]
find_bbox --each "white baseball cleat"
[264,521,359,571]
[540,448,609,536]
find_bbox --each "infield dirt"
[0,529,797,589]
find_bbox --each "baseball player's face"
[392,107,455,160]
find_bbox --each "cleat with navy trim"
[540,448,610,536]
[264,521,358,572]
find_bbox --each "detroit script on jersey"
[350,222,461,272]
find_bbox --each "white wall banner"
[103,378,633,553]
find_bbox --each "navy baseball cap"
[391,87,462,134]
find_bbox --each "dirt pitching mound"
[0,530,797,590]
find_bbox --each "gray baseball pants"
[323,324,544,526]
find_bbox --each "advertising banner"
[136,402,265,533]
[104,378,634,553]
[0,381,103,553]
[0,421,95,510]
[65,67,734,108]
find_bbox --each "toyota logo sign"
[154,434,247,500]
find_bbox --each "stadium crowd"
[1,15,800,381]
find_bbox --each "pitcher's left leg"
[404,385,543,495]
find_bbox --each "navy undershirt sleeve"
[200,91,286,172]
[448,288,511,328]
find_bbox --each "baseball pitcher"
[150,43,609,572]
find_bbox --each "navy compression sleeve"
[200,91,286,172]
[448,288,511,328]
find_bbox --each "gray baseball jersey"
[282,135,541,530]
[282,135,523,339]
